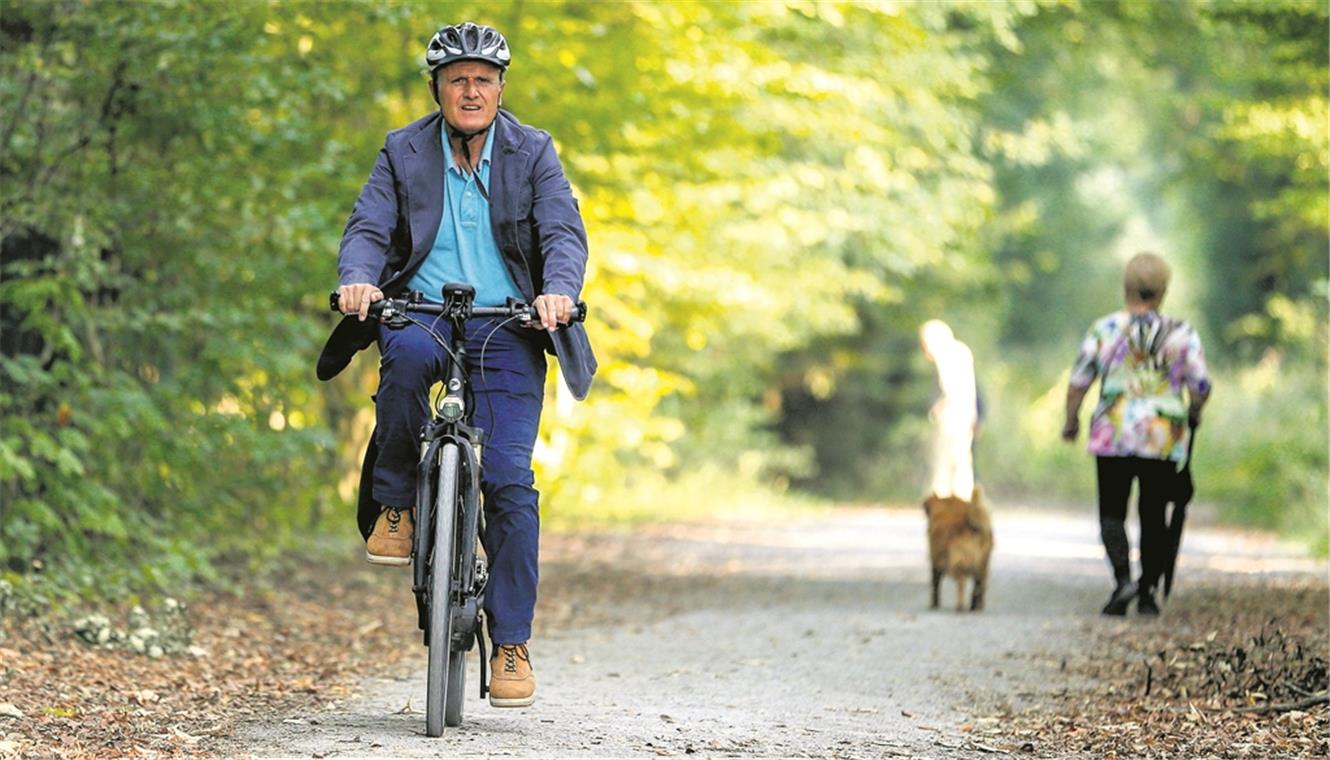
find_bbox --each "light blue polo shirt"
[407,124,522,306]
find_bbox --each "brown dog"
[924,485,993,612]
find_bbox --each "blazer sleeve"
[529,136,588,300]
[338,136,400,287]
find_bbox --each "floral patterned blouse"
[1070,310,1211,462]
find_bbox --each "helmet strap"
[445,122,491,200]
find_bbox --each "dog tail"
[966,484,993,539]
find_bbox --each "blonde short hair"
[1124,252,1171,307]
[919,319,954,354]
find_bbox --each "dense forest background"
[3,0,1326,596]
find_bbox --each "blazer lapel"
[489,111,532,294]
[404,114,444,263]
[490,112,528,238]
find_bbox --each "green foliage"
[1201,356,1328,554]
[1,0,345,582]
[2,0,1324,600]
[975,0,1328,551]
[965,352,1097,505]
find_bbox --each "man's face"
[435,60,504,134]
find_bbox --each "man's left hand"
[531,293,574,332]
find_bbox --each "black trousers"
[1095,456,1175,592]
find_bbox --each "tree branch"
[1202,692,1329,714]
[0,18,57,161]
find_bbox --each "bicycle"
[329,282,586,736]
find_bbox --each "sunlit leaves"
[3,0,1323,575]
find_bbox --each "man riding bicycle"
[318,21,595,709]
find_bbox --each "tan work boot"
[365,506,413,566]
[489,642,535,707]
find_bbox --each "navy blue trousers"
[374,317,546,645]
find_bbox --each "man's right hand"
[338,283,384,321]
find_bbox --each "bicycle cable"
[402,313,468,417]
[475,313,530,439]
[405,310,532,443]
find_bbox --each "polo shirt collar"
[442,121,496,176]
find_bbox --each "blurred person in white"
[920,320,978,502]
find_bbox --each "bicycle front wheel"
[425,443,460,738]
[444,631,467,726]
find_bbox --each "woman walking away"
[1061,252,1211,616]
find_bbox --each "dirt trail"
[229,505,1321,759]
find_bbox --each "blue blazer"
[318,109,597,399]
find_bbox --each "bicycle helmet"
[426,22,511,73]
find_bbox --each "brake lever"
[379,301,410,329]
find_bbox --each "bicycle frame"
[328,283,585,735]
[408,286,493,732]
[412,333,487,647]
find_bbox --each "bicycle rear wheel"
[425,443,460,737]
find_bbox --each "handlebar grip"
[573,300,588,323]
[330,290,390,317]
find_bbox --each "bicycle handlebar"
[328,289,587,326]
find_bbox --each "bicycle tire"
[444,446,475,727]
[444,635,467,726]
[425,443,460,737]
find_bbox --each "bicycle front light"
[439,396,465,423]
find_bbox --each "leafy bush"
[0,2,348,589]
[1200,356,1328,554]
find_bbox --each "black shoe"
[1137,588,1160,617]
[1101,581,1137,616]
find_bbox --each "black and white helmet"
[426,22,511,73]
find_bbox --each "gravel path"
[230,504,1320,759]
